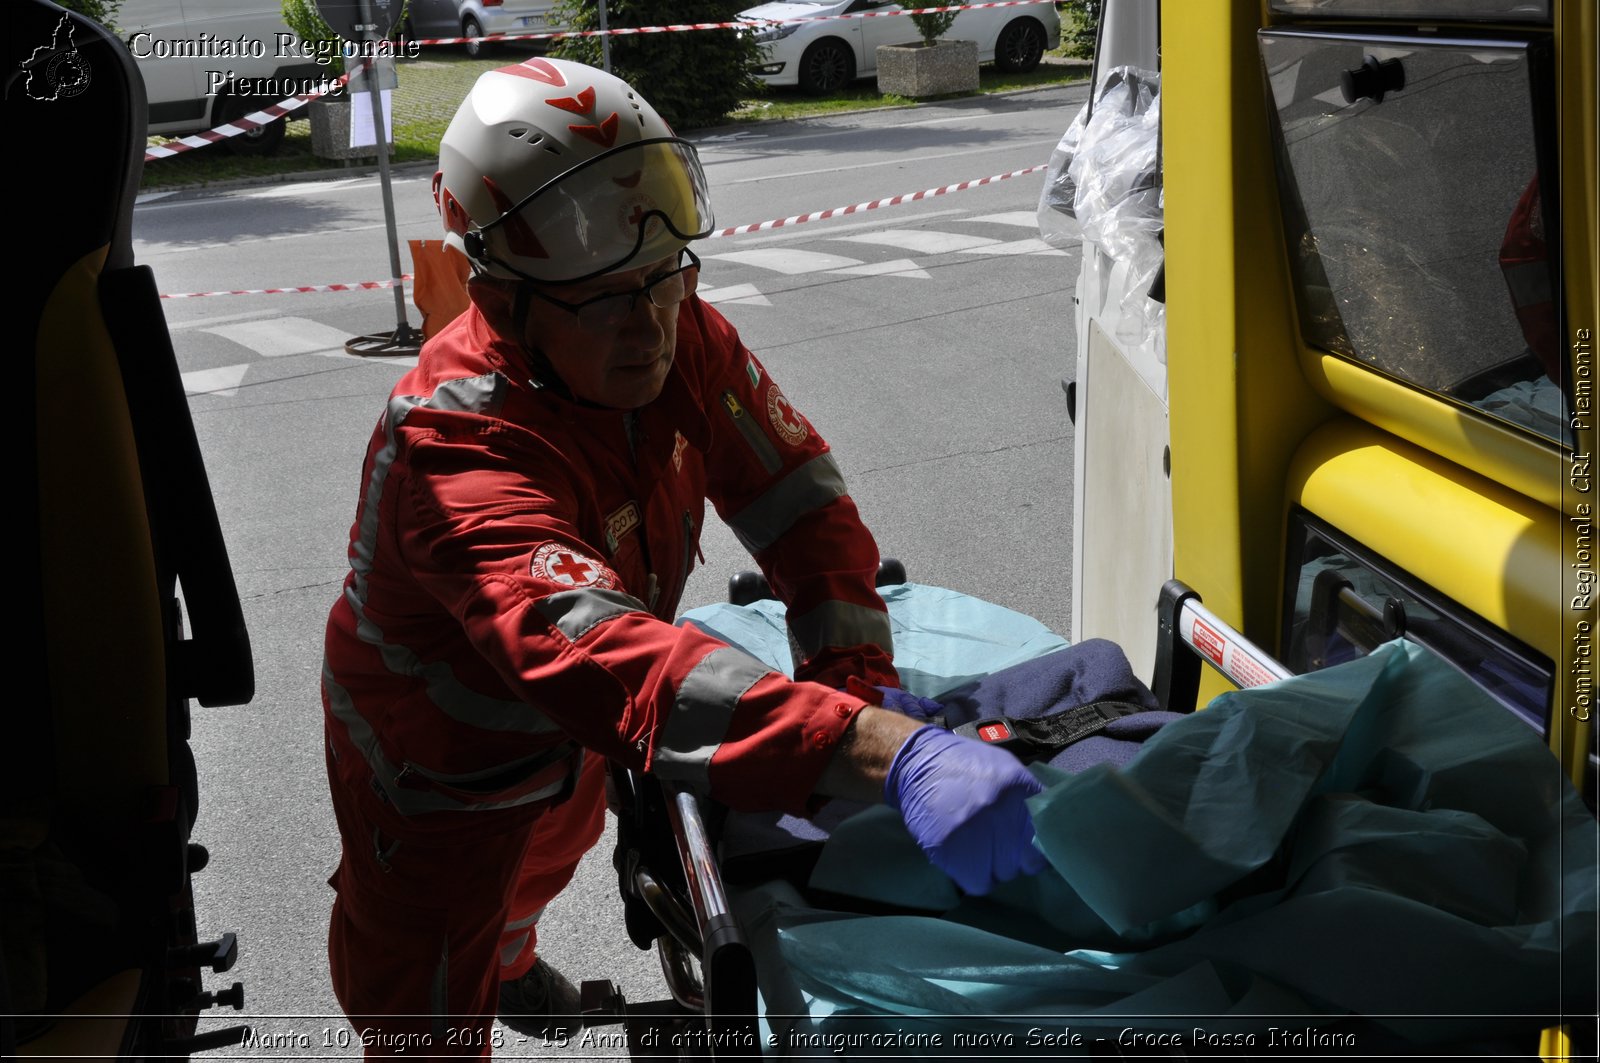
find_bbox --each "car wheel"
[219,95,286,156]
[463,15,488,58]
[993,18,1046,74]
[798,38,855,96]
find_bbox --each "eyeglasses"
[526,249,700,331]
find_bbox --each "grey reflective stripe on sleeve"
[650,647,777,792]
[350,373,506,601]
[727,453,847,554]
[537,588,651,642]
[324,663,571,816]
[788,599,894,661]
[339,372,566,737]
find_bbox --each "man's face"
[522,254,685,410]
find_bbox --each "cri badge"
[766,385,808,446]
[530,543,617,588]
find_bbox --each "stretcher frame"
[575,578,1292,1059]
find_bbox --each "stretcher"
[576,573,1594,1060]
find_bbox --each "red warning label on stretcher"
[1192,619,1227,668]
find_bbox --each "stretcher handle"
[665,786,732,935]
[663,785,760,1053]
[1153,580,1294,711]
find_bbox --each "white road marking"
[165,307,287,331]
[830,259,932,279]
[836,230,1001,254]
[960,237,1069,256]
[201,317,351,357]
[968,211,1046,228]
[700,283,773,306]
[703,249,868,275]
[182,364,251,397]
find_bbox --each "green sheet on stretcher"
[717,628,1595,1053]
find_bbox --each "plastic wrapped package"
[1038,67,1166,361]
[1036,105,1088,248]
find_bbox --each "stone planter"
[875,39,979,99]
[309,95,394,162]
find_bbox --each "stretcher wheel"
[727,571,773,607]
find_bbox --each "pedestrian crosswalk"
[179,212,1077,396]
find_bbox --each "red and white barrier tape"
[144,1,1053,161]
[157,163,1047,298]
[144,70,352,162]
[161,277,410,299]
[706,163,1046,238]
[410,1,1056,48]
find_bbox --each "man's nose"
[616,292,665,344]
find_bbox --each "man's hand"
[882,725,1048,895]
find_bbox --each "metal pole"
[347,0,421,355]
[599,0,612,73]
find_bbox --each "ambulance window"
[1269,0,1550,21]
[1283,508,1554,737]
[1259,30,1570,448]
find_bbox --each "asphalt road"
[134,81,1091,1057]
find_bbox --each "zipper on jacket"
[721,390,782,474]
[673,511,697,608]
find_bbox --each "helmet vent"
[509,127,529,137]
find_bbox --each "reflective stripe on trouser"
[497,753,608,981]
[325,742,605,1056]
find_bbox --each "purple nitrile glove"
[883,724,1049,895]
[876,685,945,721]
[841,676,945,721]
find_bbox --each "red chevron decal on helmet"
[433,171,471,237]
[570,112,619,148]
[546,85,596,115]
[481,175,549,259]
[500,57,566,86]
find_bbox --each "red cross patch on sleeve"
[765,384,809,446]
[530,543,618,589]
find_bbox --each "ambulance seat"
[5,1,254,1057]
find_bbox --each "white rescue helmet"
[433,57,713,284]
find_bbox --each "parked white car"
[121,0,317,154]
[405,0,564,57]
[740,0,1060,95]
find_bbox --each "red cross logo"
[531,543,616,589]
[765,385,809,446]
[550,553,593,583]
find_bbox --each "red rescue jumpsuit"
[321,290,896,1055]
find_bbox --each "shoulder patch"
[745,357,762,390]
[604,502,641,554]
[531,543,618,589]
[765,384,809,446]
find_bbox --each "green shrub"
[281,0,344,75]
[549,1,761,130]
[908,11,957,47]
[56,0,122,30]
[1059,0,1100,60]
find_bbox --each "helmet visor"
[480,137,713,285]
